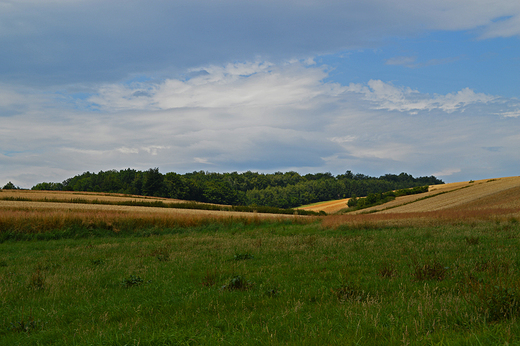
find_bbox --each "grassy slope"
[1,220,520,345]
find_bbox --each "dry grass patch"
[322,208,520,229]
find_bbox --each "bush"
[121,275,144,288]
[221,275,254,291]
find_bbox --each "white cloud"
[117,147,139,154]
[1,60,520,187]
[385,56,462,69]
[479,14,520,39]
[432,168,462,177]
[347,80,496,113]
[87,61,343,112]
[329,136,357,144]
[498,109,520,117]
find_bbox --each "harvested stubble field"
[297,198,352,214]
[301,176,520,216]
[1,178,520,345]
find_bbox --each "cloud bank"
[2,61,519,187]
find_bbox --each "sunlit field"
[1,179,520,345]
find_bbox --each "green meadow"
[1,219,520,345]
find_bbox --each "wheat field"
[1,176,519,233]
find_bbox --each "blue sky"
[1,0,520,188]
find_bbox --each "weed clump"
[413,260,448,281]
[485,286,520,321]
[121,275,144,288]
[90,259,105,266]
[264,287,280,297]
[331,282,367,302]
[201,269,218,287]
[28,268,45,290]
[152,246,170,262]
[465,236,480,245]
[469,280,520,321]
[221,275,254,291]
[10,316,46,334]
[379,262,398,278]
[233,253,254,261]
[474,257,510,274]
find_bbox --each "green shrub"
[233,253,254,261]
[121,275,144,288]
[221,275,253,291]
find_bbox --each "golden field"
[0,189,307,234]
[300,176,520,215]
[1,176,519,232]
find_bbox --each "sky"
[1,0,520,188]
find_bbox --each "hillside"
[299,176,520,215]
[29,168,442,209]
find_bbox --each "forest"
[31,169,443,208]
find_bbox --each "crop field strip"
[347,176,520,215]
[0,189,185,204]
[0,200,298,219]
[297,198,351,214]
[300,176,520,215]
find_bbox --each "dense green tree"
[32,182,63,191]
[2,181,18,189]
[142,168,165,197]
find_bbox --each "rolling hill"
[299,176,520,215]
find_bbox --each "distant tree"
[2,181,19,189]
[164,172,189,199]
[347,194,358,207]
[32,182,63,191]
[142,168,165,197]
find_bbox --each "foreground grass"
[1,219,520,345]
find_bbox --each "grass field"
[1,179,520,345]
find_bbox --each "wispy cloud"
[346,80,496,113]
[432,168,462,177]
[385,56,418,67]
[385,56,462,68]
[498,109,520,117]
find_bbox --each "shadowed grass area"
[1,218,519,345]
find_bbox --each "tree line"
[31,168,444,208]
